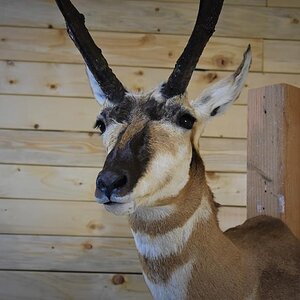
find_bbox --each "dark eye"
[178,113,196,130]
[94,119,106,134]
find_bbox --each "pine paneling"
[264,40,300,73]
[0,1,298,39]
[0,165,246,205]
[0,271,150,300]
[2,61,300,103]
[0,200,246,236]
[268,0,300,8]
[0,235,139,271]
[159,0,266,5]
[0,130,247,172]
[0,27,263,71]
[0,95,247,138]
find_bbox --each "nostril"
[96,172,128,199]
[112,175,127,190]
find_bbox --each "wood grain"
[159,0,266,5]
[0,95,247,138]
[264,40,300,74]
[247,84,300,238]
[0,200,246,236]
[0,235,139,271]
[268,0,300,8]
[285,85,300,238]
[3,61,300,103]
[0,165,246,206]
[0,130,247,172]
[0,1,298,40]
[0,27,263,71]
[0,271,151,300]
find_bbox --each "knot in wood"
[112,274,125,285]
[215,56,229,68]
[206,72,218,83]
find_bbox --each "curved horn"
[161,0,224,98]
[55,0,126,103]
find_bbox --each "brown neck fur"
[129,150,258,299]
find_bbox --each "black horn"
[55,0,126,103]
[161,0,224,98]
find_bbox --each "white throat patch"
[132,198,212,259]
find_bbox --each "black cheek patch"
[102,125,151,196]
[126,125,151,189]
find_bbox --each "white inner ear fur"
[86,66,107,105]
[191,45,252,120]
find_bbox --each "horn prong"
[55,0,126,103]
[161,0,224,99]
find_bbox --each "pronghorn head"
[56,0,251,216]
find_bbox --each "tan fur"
[129,155,207,236]
[118,119,146,149]
[148,124,177,156]
[130,155,300,299]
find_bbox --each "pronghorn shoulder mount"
[56,0,300,299]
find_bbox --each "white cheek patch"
[132,142,192,207]
[102,122,125,152]
[132,198,212,259]
[144,260,194,300]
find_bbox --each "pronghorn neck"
[129,151,257,299]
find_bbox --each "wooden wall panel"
[0,271,151,300]
[0,95,247,138]
[0,130,247,172]
[0,1,298,39]
[2,61,300,103]
[0,200,246,236]
[264,40,300,73]
[0,165,246,206]
[268,0,300,8]
[0,27,263,71]
[0,235,139,271]
[160,0,266,5]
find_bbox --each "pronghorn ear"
[86,66,107,105]
[191,45,252,119]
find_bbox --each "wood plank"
[264,40,300,74]
[0,271,151,300]
[0,1,298,40]
[0,235,139,272]
[159,0,266,5]
[247,84,300,238]
[0,130,247,172]
[0,95,247,138]
[0,165,246,206]
[0,200,246,236]
[0,199,130,237]
[267,0,300,8]
[1,62,300,105]
[0,27,263,71]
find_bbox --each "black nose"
[96,170,127,199]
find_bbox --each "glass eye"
[94,119,106,134]
[178,113,196,130]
